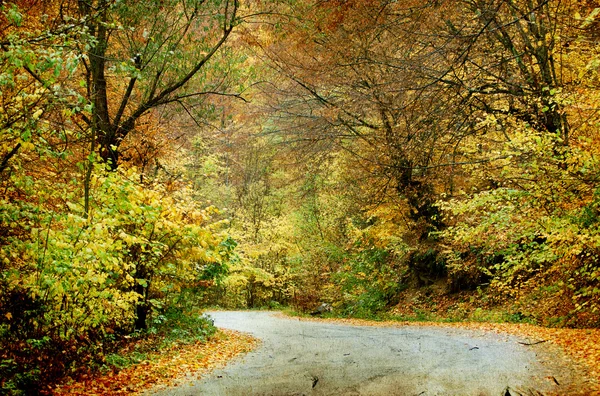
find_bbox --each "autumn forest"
[2,0,600,393]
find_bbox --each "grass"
[282,305,542,326]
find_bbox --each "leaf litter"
[52,329,259,395]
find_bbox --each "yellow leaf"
[21,142,35,151]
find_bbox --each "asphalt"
[148,311,580,396]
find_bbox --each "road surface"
[149,311,580,395]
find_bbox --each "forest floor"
[146,311,596,396]
[52,329,258,395]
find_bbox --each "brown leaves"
[52,330,259,396]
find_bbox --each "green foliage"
[214,247,295,309]
[0,1,244,393]
[0,5,89,177]
[332,244,407,318]
[104,308,215,371]
[440,126,600,323]
[0,165,234,393]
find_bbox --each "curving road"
[149,311,580,396]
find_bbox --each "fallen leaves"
[488,323,600,395]
[52,329,259,395]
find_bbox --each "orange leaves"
[489,324,600,394]
[119,113,177,176]
[52,329,259,396]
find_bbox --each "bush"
[333,245,406,317]
[0,167,234,393]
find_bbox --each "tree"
[247,0,454,242]
[440,0,570,141]
[249,0,585,226]
[0,0,88,177]
[73,0,241,169]
[0,2,245,390]
[235,0,600,321]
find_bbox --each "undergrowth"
[1,308,215,395]
[100,308,216,374]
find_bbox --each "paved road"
[149,311,578,396]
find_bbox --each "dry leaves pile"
[290,314,600,394]
[52,330,259,395]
